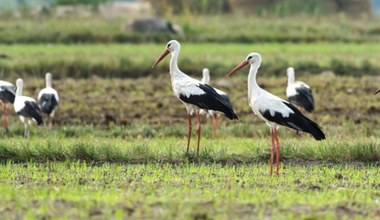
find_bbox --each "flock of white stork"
[0,73,59,138]
[1,40,378,176]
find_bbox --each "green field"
[1,43,380,78]
[0,161,378,219]
[0,11,380,220]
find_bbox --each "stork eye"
[167,43,171,48]
[247,56,253,60]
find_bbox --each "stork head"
[227,52,262,77]
[202,68,210,84]
[152,40,181,68]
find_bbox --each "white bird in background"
[200,68,231,138]
[286,67,314,114]
[38,73,59,128]
[14,78,43,138]
[152,40,238,156]
[227,52,325,176]
[0,80,16,131]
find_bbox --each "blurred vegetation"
[55,0,110,6]
[1,43,380,79]
[145,0,231,15]
[0,15,380,44]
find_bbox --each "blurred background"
[0,0,379,138]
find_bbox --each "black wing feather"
[17,101,43,125]
[38,93,58,115]
[179,84,238,120]
[0,85,16,103]
[260,102,325,140]
[288,86,314,112]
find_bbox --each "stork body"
[152,40,238,155]
[200,68,231,138]
[14,79,43,138]
[0,80,16,131]
[286,67,314,113]
[227,52,325,176]
[38,73,59,128]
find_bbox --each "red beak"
[375,88,380,95]
[152,49,170,68]
[226,60,249,77]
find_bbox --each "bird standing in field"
[227,52,325,176]
[200,68,232,138]
[152,40,238,155]
[286,67,314,114]
[14,78,43,138]
[0,80,16,131]
[38,73,59,128]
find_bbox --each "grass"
[0,135,378,164]
[1,14,380,44]
[0,161,378,219]
[1,43,380,79]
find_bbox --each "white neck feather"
[169,50,184,80]
[46,73,52,88]
[16,79,23,96]
[287,68,295,85]
[248,62,261,101]
[202,69,210,84]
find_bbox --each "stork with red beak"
[152,40,238,155]
[227,52,325,176]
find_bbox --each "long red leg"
[196,110,201,156]
[1,101,5,128]
[270,128,275,177]
[186,115,192,153]
[212,114,218,139]
[274,128,281,176]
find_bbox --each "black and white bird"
[14,78,43,138]
[227,52,325,176]
[38,73,59,128]
[152,40,238,155]
[200,68,231,138]
[0,80,16,131]
[286,67,314,113]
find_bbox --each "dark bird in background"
[129,17,183,36]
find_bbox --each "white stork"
[0,80,16,131]
[200,68,231,138]
[38,73,59,128]
[14,78,43,138]
[152,40,238,155]
[286,67,314,113]
[227,52,325,176]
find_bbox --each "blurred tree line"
[145,0,371,17]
